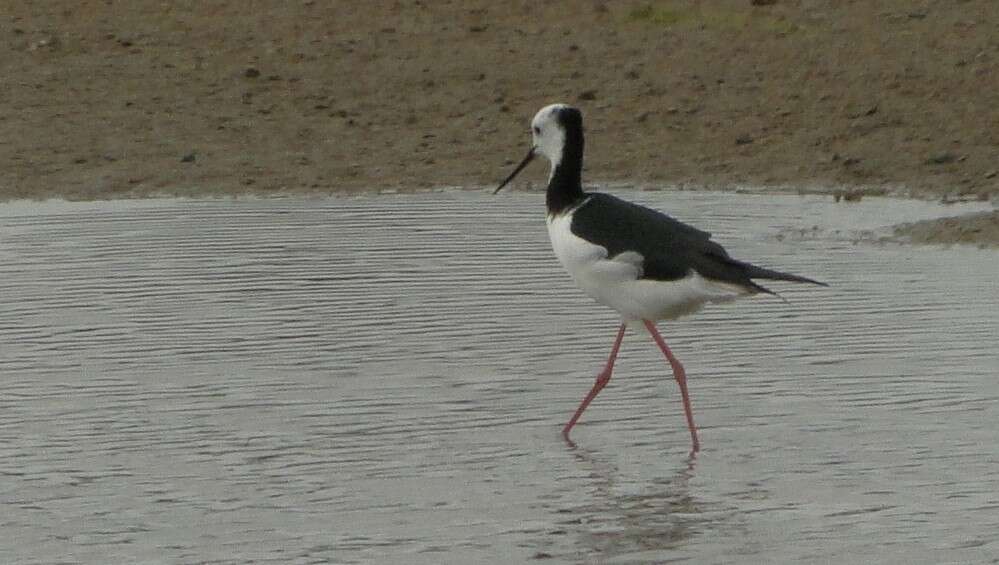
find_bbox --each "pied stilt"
[495,103,826,453]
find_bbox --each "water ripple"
[0,191,996,564]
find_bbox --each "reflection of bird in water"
[539,445,702,559]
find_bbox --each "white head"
[495,103,583,193]
[530,103,572,169]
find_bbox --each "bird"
[494,103,826,453]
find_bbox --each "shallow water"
[1,190,997,564]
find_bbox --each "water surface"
[1,190,997,564]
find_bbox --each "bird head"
[495,103,582,193]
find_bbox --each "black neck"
[546,121,585,215]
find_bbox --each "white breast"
[546,211,751,321]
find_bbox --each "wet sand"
[891,209,999,248]
[2,192,997,563]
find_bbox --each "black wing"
[569,193,825,290]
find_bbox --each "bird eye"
[533,126,541,135]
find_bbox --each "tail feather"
[742,263,828,287]
[701,253,828,298]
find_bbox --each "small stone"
[181,152,196,163]
[29,37,59,51]
[985,170,997,179]
[925,152,957,165]
[533,552,553,559]
[735,134,754,145]
[578,89,597,101]
[244,67,261,78]
[849,104,879,118]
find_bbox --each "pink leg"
[643,320,700,453]
[562,323,628,439]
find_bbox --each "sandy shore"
[3,1,997,242]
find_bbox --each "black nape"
[546,108,586,215]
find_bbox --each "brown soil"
[3,1,998,240]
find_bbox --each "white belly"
[546,212,751,321]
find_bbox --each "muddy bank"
[891,210,999,247]
[3,1,997,242]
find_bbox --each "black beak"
[493,148,535,194]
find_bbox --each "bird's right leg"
[562,323,628,439]
[643,320,700,453]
